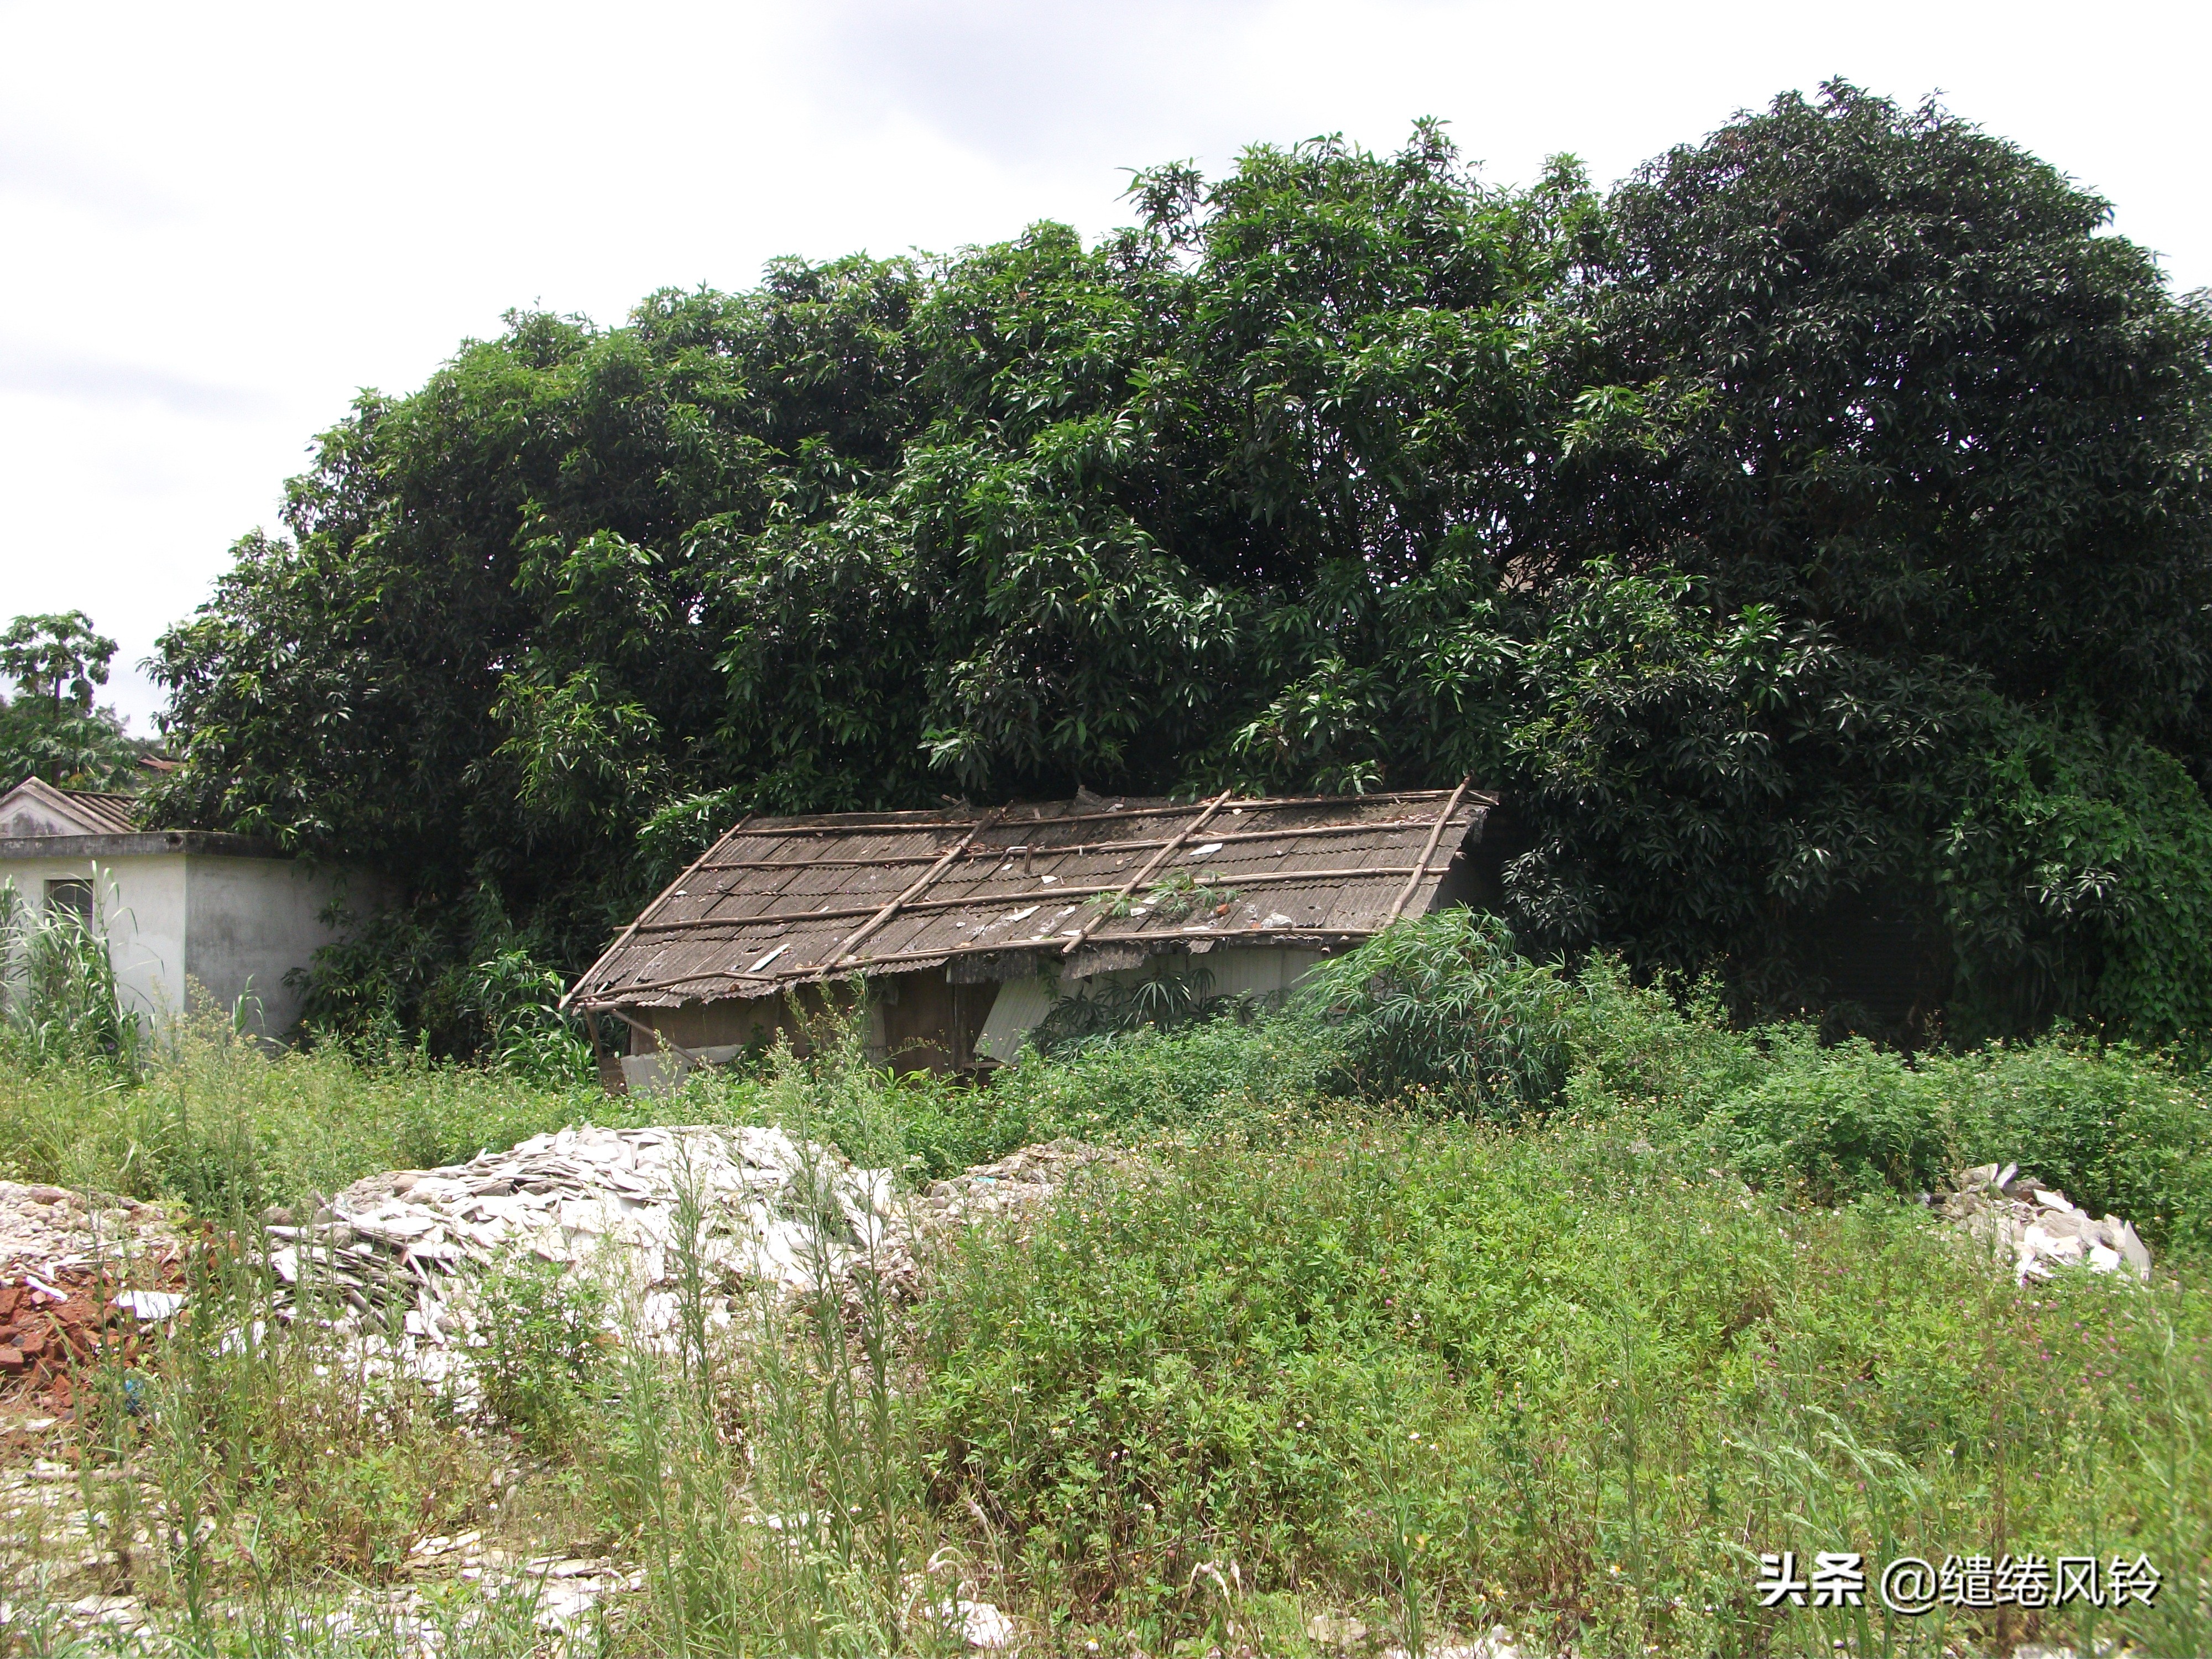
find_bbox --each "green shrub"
[1292,909,1570,1112]
[1928,1036,2212,1252]
[1557,958,2212,1252]
[1559,954,1765,1123]
[1705,1029,1957,1203]
[471,1254,612,1451]
[1030,960,1249,1053]
[1941,717,2212,1045]
[984,1014,1339,1154]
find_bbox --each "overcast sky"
[4,0,2206,733]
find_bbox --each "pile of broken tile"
[917,1137,1142,1222]
[0,1181,177,1281]
[264,1124,904,1349]
[1,1182,185,1405]
[1940,1162,2153,1285]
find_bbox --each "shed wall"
[0,853,187,1024]
[181,856,359,1035]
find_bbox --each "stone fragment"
[1308,1613,1369,1646]
[1941,1163,2154,1287]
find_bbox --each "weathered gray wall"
[181,855,363,1035]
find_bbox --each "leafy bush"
[1928,1037,2212,1252]
[469,947,595,1086]
[296,884,602,1066]
[1704,1030,1957,1203]
[1292,909,1569,1112]
[1558,958,2212,1251]
[1558,954,1765,1123]
[471,1254,612,1451]
[1942,718,2212,1045]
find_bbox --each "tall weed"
[1292,909,1569,1113]
[0,871,143,1071]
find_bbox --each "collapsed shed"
[564,784,1497,1091]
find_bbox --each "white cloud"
[1,0,2203,732]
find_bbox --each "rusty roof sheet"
[566,785,1494,1011]
[0,778,140,836]
[60,790,139,835]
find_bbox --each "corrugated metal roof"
[566,784,1494,1011]
[60,789,139,835]
[0,778,139,836]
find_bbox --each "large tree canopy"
[147,85,2212,1051]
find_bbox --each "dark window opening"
[45,878,94,926]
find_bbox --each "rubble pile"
[920,1138,1141,1221]
[1,1182,185,1407]
[0,1133,1136,1399]
[0,1181,176,1280]
[266,1124,905,1344]
[1940,1163,2153,1285]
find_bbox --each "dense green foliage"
[1293,907,1569,1107]
[143,84,2212,1046]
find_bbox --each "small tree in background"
[0,611,141,793]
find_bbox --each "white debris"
[1308,1613,1369,1646]
[264,1124,908,1350]
[931,1598,1016,1650]
[1941,1164,2153,1285]
[919,1138,1138,1222]
[113,1290,185,1322]
[0,1181,176,1278]
[1383,1634,1544,1659]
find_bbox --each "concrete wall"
[181,855,358,1036]
[1,851,359,1037]
[0,853,189,1026]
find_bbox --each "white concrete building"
[0,776,359,1038]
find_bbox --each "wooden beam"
[1384,776,1475,924]
[828,805,1008,966]
[1060,789,1236,957]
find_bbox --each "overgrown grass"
[917,1123,2212,1656]
[0,1018,637,1211]
[4,920,2212,1655]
